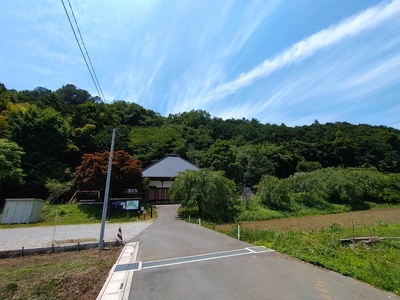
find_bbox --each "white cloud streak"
[147,55,166,89]
[221,0,281,59]
[202,0,400,104]
[169,0,280,113]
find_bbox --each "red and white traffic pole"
[117,226,123,243]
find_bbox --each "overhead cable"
[61,0,106,101]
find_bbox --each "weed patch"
[219,222,400,295]
[0,247,121,300]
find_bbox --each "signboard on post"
[110,198,141,211]
[126,200,139,210]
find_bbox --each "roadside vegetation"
[174,167,400,223]
[0,247,121,300]
[217,216,400,296]
[0,203,151,228]
[170,169,237,222]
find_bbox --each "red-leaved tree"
[75,150,143,196]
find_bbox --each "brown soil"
[0,246,121,300]
[217,207,400,232]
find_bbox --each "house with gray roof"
[142,154,199,204]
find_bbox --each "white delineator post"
[52,210,58,247]
[238,222,241,240]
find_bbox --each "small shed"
[143,154,199,204]
[1,198,44,224]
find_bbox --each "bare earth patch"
[217,207,400,232]
[0,246,122,300]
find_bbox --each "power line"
[61,0,106,101]
[66,0,106,101]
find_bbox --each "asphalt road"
[127,205,398,300]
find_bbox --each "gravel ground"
[0,221,153,251]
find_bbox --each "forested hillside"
[1,82,400,206]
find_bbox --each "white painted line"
[245,246,275,254]
[98,245,275,299]
[141,247,274,270]
[142,251,251,269]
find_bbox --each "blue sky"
[1,1,400,129]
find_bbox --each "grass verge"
[218,222,400,295]
[0,203,156,228]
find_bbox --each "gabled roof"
[142,154,199,179]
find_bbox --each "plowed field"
[216,207,400,232]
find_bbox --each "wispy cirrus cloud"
[2,0,400,129]
[220,0,281,59]
[346,55,400,89]
[201,0,400,105]
[168,0,280,113]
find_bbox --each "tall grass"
[235,200,349,222]
[219,223,400,295]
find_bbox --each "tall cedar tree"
[75,150,143,196]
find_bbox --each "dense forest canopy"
[1,82,400,206]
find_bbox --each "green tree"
[0,89,19,113]
[203,139,241,182]
[5,103,70,197]
[18,86,52,105]
[238,144,275,187]
[0,88,19,137]
[167,110,213,157]
[383,173,400,203]
[257,175,291,211]
[347,168,386,204]
[69,101,104,128]
[168,110,212,128]
[55,84,94,106]
[107,100,163,127]
[129,125,186,167]
[322,168,363,207]
[38,92,68,115]
[44,178,75,203]
[238,142,297,187]
[169,169,236,222]
[330,130,356,167]
[0,139,25,205]
[296,161,321,172]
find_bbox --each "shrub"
[169,169,237,222]
[257,175,292,211]
[256,167,400,212]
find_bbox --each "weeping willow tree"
[169,169,236,222]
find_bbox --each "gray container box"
[1,198,44,224]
